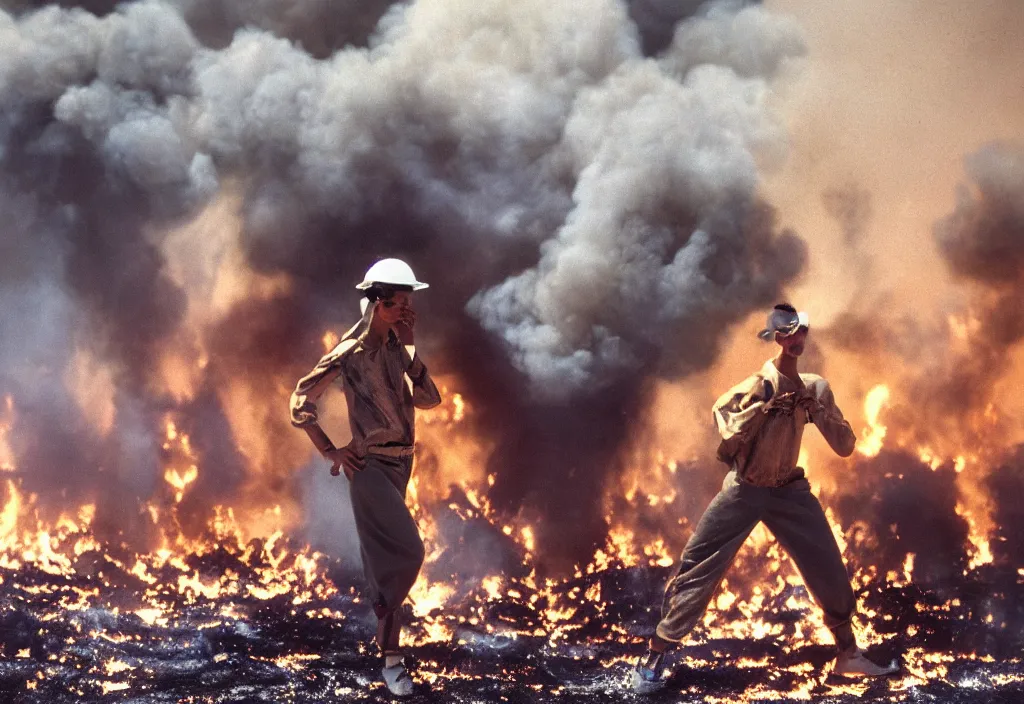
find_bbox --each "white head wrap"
[758,308,809,341]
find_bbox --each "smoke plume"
[936,142,1024,344]
[0,0,812,569]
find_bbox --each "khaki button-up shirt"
[290,309,441,456]
[713,360,856,487]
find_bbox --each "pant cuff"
[654,623,684,645]
[829,620,856,651]
[376,608,402,652]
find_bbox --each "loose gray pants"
[349,454,425,651]
[656,470,856,650]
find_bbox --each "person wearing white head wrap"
[631,303,897,694]
[289,259,441,697]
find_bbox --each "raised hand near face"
[395,305,416,346]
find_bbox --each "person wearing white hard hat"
[290,258,440,697]
[631,303,899,694]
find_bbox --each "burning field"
[2,0,1024,701]
[3,387,1024,702]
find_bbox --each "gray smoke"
[1,2,214,545]
[822,181,872,247]
[936,141,1024,345]
[820,143,1024,583]
[171,0,400,57]
[886,142,1024,443]
[469,1,806,401]
[1,0,808,566]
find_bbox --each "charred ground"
[1,484,1021,704]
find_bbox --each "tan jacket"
[713,359,856,487]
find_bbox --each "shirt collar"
[762,358,801,389]
[761,358,781,389]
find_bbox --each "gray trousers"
[349,454,425,652]
[656,470,856,651]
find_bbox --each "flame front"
[3,375,1024,701]
[3,306,1023,702]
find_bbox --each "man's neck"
[773,352,799,381]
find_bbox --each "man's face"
[375,290,412,325]
[776,326,808,357]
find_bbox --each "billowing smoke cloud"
[3,0,400,57]
[172,0,400,57]
[883,143,1024,449]
[812,142,1024,587]
[821,143,1024,450]
[467,1,807,401]
[936,142,1024,346]
[0,0,807,567]
[0,2,220,547]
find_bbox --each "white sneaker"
[629,663,667,694]
[382,662,415,697]
[834,647,899,676]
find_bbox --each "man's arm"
[713,375,774,464]
[395,309,442,410]
[804,381,857,457]
[290,339,369,477]
[289,340,355,448]
[401,346,442,409]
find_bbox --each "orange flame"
[858,384,890,458]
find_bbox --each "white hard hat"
[355,258,429,291]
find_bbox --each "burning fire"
[1,395,15,473]
[858,384,890,458]
[2,305,1022,701]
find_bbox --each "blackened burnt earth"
[0,538,1021,704]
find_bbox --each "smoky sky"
[936,142,1024,345]
[1,0,808,566]
[811,143,1024,592]
[824,143,1024,424]
[886,142,1024,445]
[822,181,872,247]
